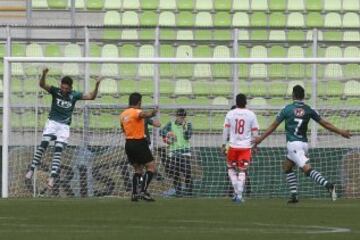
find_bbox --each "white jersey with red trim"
[224,108,259,148]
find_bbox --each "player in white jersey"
[222,94,259,203]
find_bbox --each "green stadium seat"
[248,97,267,107]
[306,30,323,41]
[232,0,249,11]
[305,0,322,11]
[0,44,5,75]
[213,12,232,40]
[122,0,140,10]
[121,11,139,40]
[268,0,286,11]
[343,13,360,27]
[137,79,154,95]
[195,0,213,11]
[104,0,122,9]
[192,114,210,131]
[251,0,268,10]
[140,0,159,10]
[176,30,194,40]
[212,96,229,106]
[238,30,250,40]
[11,43,25,77]
[43,44,62,77]
[269,13,286,27]
[159,11,176,39]
[325,46,342,57]
[268,46,286,79]
[268,81,287,96]
[89,43,101,76]
[287,0,305,11]
[307,12,324,28]
[287,46,305,78]
[213,45,231,79]
[238,46,250,78]
[250,46,267,79]
[249,80,268,97]
[175,45,193,77]
[103,11,121,39]
[194,45,212,78]
[251,12,267,27]
[140,11,158,26]
[324,13,342,40]
[324,46,343,80]
[159,45,175,77]
[25,43,44,76]
[192,80,210,96]
[119,79,136,94]
[344,47,360,78]
[177,11,194,27]
[159,0,176,10]
[326,80,344,97]
[86,0,104,10]
[101,44,119,77]
[343,32,360,41]
[195,12,213,40]
[32,0,48,8]
[344,80,360,97]
[232,12,249,27]
[343,0,360,11]
[47,0,68,9]
[177,0,194,10]
[211,80,232,96]
[324,0,341,11]
[214,0,231,10]
[74,0,85,9]
[159,79,174,95]
[119,44,138,77]
[138,45,154,77]
[287,12,305,27]
[268,30,286,40]
[174,79,192,96]
[99,78,118,95]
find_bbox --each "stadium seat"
[159,11,176,39]
[159,45,175,77]
[268,30,286,40]
[305,0,322,11]
[212,96,229,106]
[343,47,360,78]
[159,0,176,10]
[88,43,101,76]
[306,30,323,41]
[343,32,360,41]
[213,45,231,79]
[249,80,268,97]
[175,45,193,77]
[86,0,104,10]
[238,30,250,40]
[343,13,360,27]
[194,12,213,40]
[118,79,136,94]
[248,97,267,107]
[307,12,324,28]
[232,12,249,27]
[323,0,341,11]
[174,79,192,96]
[138,79,154,95]
[11,43,25,77]
[44,44,62,77]
[121,11,139,40]
[122,0,140,11]
[250,45,267,79]
[74,0,85,9]
[119,44,138,77]
[47,0,68,9]
[177,0,194,10]
[214,0,231,10]
[324,46,343,80]
[251,0,268,10]
[287,13,305,40]
[232,0,250,11]
[104,0,122,9]
[159,79,174,95]
[32,0,48,8]
[213,12,232,40]
[138,45,155,77]
[101,44,119,77]
[344,80,360,97]
[238,46,250,78]
[25,43,44,76]
[268,0,286,11]
[287,0,305,11]
[343,0,360,11]
[195,0,213,11]
[194,45,212,78]
[287,46,305,79]
[268,46,286,79]
[269,12,286,27]
[0,44,5,76]
[250,12,268,40]
[99,78,118,95]
[192,80,210,96]
[177,11,194,27]
[140,0,159,10]
[324,13,342,40]
[103,11,121,39]
[211,80,232,96]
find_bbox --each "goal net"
[2,57,360,199]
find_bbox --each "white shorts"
[43,120,70,143]
[286,141,309,168]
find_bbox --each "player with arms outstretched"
[253,85,351,203]
[25,68,102,189]
[222,94,259,203]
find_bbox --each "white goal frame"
[2,56,360,198]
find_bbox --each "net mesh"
[4,60,360,198]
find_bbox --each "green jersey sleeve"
[275,107,287,123]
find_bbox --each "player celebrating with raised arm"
[25,68,102,189]
[120,92,158,202]
[253,85,351,203]
[222,94,259,203]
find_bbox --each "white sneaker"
[331,185,337,201]
[47,177,54,189]
[25,170,33,179]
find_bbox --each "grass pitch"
[0,198,359,240]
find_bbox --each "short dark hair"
[230,105,236,110]
[61,76,73,87]
[292,85,305,100]
[236,94,247,108]
[129,92,142,106]
[176,108,186,117]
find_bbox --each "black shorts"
[125,139,154,165]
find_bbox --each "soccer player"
[25,68,102,189]
[120,92,158,202]
[222,94,259,203]
[253,85,351,203]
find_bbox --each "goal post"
[2,56,360,199]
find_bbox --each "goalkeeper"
[253,85,351,203]
[160,108,193,197]
[25,68,102,189]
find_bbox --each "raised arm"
[318,118,351,139]
[39,68,51,92]
[81,77,102,100]
[253,120,281,146]
[139,106,158,119]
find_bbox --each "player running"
[253,85,351,203]
[222,94,259,203]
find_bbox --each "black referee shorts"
[125,139,154,165]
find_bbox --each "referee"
[120,92,158,202]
